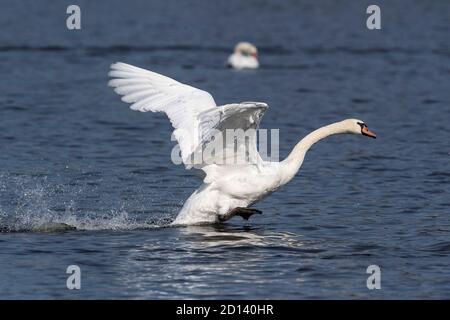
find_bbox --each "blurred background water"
[0,0,449,299]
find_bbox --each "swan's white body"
[174,161,282,224]
[173,121,363,225]
[108,63,376,225]
[227,42,259,70]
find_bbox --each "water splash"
[0,173,175,232]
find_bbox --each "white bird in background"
[227,42,259,69]
[108,62,376,226]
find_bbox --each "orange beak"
[252,53,258,59]
[362,126,377,139]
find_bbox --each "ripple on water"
[420,242,450,254]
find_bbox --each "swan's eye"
[357,122,366,128]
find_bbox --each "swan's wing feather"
[108,63,268,176]
[108,62,217,164]
[193,102,268,180]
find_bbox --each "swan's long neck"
[279,121,350,184]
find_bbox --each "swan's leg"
[219,207,262,222]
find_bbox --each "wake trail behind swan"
[0,173,178,233]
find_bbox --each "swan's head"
[234,42,258,58]
[345,119,377,138]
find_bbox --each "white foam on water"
[0,173,175,232]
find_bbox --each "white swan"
[108,62,376,225]
[227,42,259,69]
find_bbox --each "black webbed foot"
[219,207,262,222]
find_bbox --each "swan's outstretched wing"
[108,63,268,176]
[108,62,217,164]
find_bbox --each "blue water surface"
[0,0,449,299]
